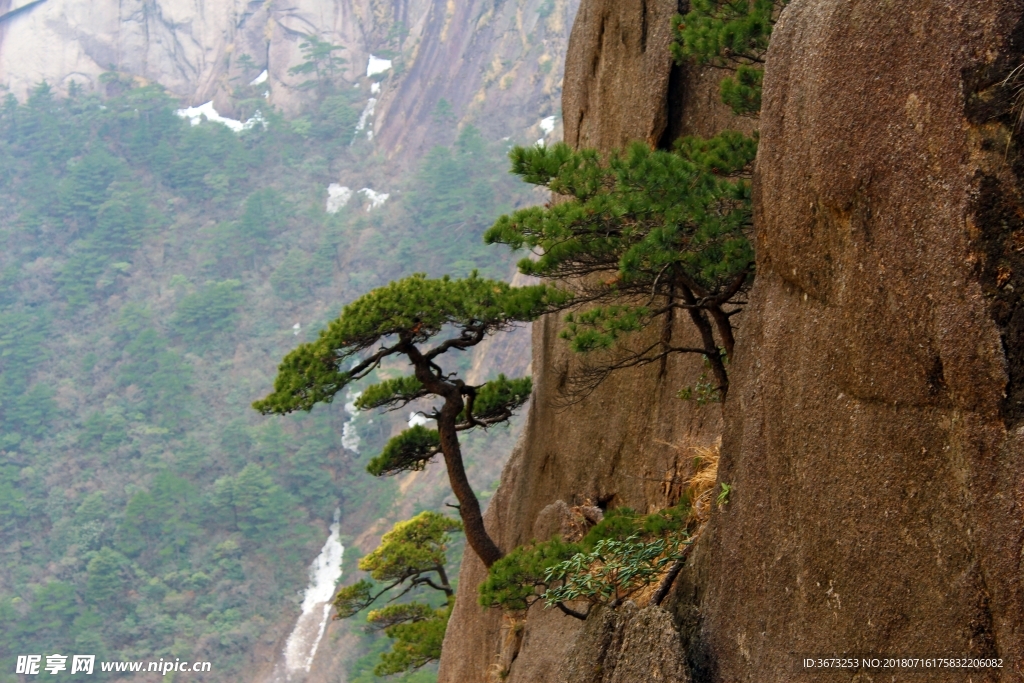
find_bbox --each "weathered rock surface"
[438,1,746,681]
[372,0,577,158]
[559,603,690,683]
[442,0,1024,681]
[697,0,1024,680]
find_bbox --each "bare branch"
[651,542,694,606]
[554,602,590,620]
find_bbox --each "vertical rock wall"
[696,0,1024,680]
[438,1,748,681]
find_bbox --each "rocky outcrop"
[558,603,690,683]
[695,0,1024,680]
[0,0,575,158]
[437,1,746,681]
[372,0,577,158]
[0,0,414,109]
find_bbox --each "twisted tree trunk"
[408,342,503,568]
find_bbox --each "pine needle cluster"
[671,0,787,116]
[485,136,756,399]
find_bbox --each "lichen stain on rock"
[963,25,1024,425]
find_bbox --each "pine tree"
[485,0,785,401]
[332,512,460,675]
[288,34,347,99]
[485,135,756,399]
[254,273,569,566]
[671,0,786,117]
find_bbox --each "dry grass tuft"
[687,443,720,528]
[565,500,604,542]
[488,613,525,682]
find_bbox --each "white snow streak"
[175,102,264,133]
[352,98,378,143]
[250,69,268,86]
[326,184,352,213]
[341,391,362,453]
[366,55,393,77]
[341,423,360,454]
[358,188,390,210]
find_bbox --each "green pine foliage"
[117,327,192,427]
[485,135,756,398]
[0,309,54,448]
[489,137,756,298]
[719,65,764,117]
[478,538,582,611]
[254,272,566,415]
[367,426,442,476]
[359,512,461,584]
[672,0,778,67]
[288,34,348,97]
[485,0,784,402]
[671,0,786,116]
[459,375,532,422]
[372,602,451,676]
[171,279,245,345]
[332,512,461,675]
[356,376,428,411]
[85,547,130,604]
[255,272,567,567]
[213,463,298,539]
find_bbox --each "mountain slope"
[0,1,579,681]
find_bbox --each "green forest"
[0,74,534,681]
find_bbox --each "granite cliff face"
[697,0,1024,679]
[441,0,1024,681]
[438,1,745,680]
[9,0,1024,678]
[0,0,575,158]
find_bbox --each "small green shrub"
[542,535,684,607]
[479,502,691,615]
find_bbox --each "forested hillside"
[0,74,537,681]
